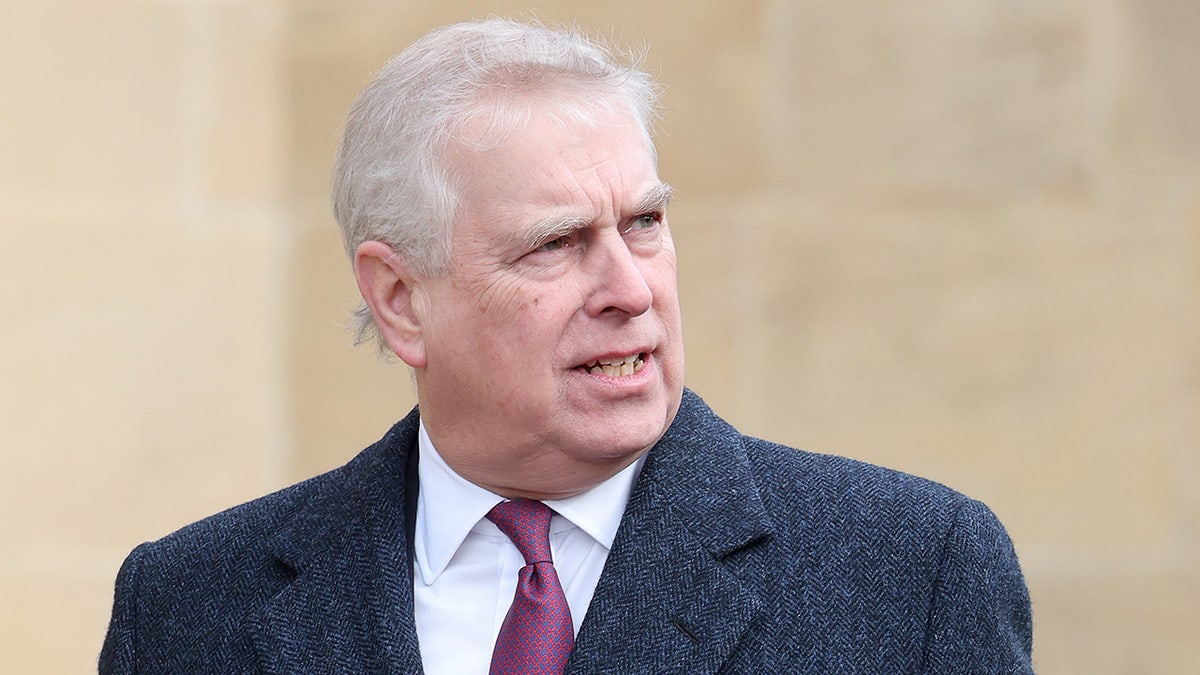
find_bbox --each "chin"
[580,412,674,462]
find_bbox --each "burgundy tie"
[486,499,574,675]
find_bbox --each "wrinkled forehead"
[437,95,664,249]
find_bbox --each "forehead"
[446,99,661,229]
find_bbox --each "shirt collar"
[414,419,645,586]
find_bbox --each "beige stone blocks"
[763,1,1095,194]
[2,1,289,669]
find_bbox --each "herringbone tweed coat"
[100,389,1033,673]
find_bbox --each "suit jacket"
[100,389,1033,673]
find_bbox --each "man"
[101,19,1033,674]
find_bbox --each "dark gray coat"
[100,389,1033,673]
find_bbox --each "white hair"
[331,18,663,350]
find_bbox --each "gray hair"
[331,18,663,351]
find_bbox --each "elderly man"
[101,19,1033,674]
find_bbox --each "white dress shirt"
[412,422,644,675]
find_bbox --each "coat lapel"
[249,412,426,674]
[568,391,775,674]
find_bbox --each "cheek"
[469,278,562,353]
[648,256,680,309]
[462,273,530,321]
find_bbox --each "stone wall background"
[2,1,1197,671]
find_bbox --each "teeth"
[586,353,644,377]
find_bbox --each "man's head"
[337,19,684,499]
[333,19,660,339]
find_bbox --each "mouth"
[580,353,646,378]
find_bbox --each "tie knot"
[487,499,554,565]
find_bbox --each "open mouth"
[581,353,646,377]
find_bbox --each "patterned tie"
[486,499,574,675]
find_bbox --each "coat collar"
[249,409,425,674]
[568,389,775,674]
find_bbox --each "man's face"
[412,101,684,498]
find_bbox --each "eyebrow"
[632,182,676,216]
[522,215,591,250]
[521,182,676,250]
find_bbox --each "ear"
[354,241,429,368]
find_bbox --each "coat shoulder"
[99,412,420,673]
[629,391,1033,672]
[671,389,980,548]
[743,435,972,530]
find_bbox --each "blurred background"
[2,0,1197,672]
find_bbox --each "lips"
[581,353,645,377]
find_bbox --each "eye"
[531,229,582,255]
[624,212,662,234]
[537,236,568,252]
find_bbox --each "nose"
[584,232,653,318]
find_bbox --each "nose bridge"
[585,229,653,317]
